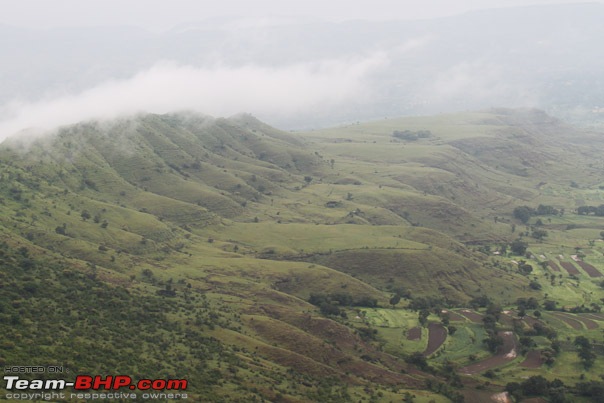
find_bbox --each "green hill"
[1,109,603,401]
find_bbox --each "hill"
[1,109,604,401]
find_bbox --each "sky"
[1,0,600,31]
[0,0,603,139]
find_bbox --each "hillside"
[1,109,604,402]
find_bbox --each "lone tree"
[418,309,430,327]
[389,294,401,308]
[510,239,528,255]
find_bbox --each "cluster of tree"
[506,376,567,403]
[516,297,539,313]
[517,261,533,275]
[308,292,378,317]
[469,294,492,309]
[513,204,561,223]
[0,240,235,398]
[528,321,558,340]
[577,204,604,216]
[574,381,604,401]
[510,239,528,255]
[392,130,432,141]
[482,303,504,353]
[507,377,604,402]
[574,336,596,369]
[407,295,448,311]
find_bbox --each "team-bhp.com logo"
[4,372,188,401]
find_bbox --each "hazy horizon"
[1,1,604,140]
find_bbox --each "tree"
[418,309,430,327]
[81,210,91,221]
[513,206,533,223]
[510,239,528,255]
[389,294,401,308]
[519,262,533,275]
[405,351,429,371]
[529,280,542,290]
[531,229,548,241]
[484,332,504,353]
[574,336,596,369]
[543,300,557,311]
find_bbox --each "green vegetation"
[1,109,604,401]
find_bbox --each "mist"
[1,2,604,139]
[0,55,387,141]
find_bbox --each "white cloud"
[0,54,388,140]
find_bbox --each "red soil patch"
[547,260,561,272]
[559,261,580,275]
[457,309,484,323]
[550,312,583,330]
[407,327,421,341]
[423,323,447,356]
[460,331,517,375]
[521,315,543,327]
[520,350,543,368]
[557,313,598,330]
[575,261,602,277]
[441,309,465,322]
[582,313,604,321]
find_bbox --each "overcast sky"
[1,0,603,139]
[2,0,601,31]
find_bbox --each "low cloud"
[0,54,388,140]
[419,60,540,111]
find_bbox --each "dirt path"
[460,331,517,375]
[423,323,446,356]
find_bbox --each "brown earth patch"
[519,350,543,368]
[556,312,598,329]
[581,313,604,321]
[441,309,466,322]
[559,261,580,275]
[576,261,602,277]
[460,331,517,374]
[407,327,421,341]
[458,309,484,323]
[423,323,447,356]
[521,315,544,327]
[550,312,583,330]
[547,260,561,272]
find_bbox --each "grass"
[2,109,604,401]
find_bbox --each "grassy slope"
[1,109,603,401]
